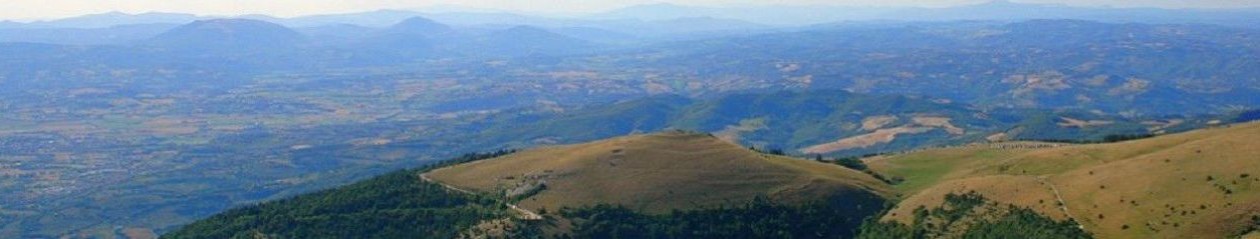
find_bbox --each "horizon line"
[3,0,1259,23]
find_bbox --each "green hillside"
[161,152,514,239]
[166,131,1106,238]
[867,122,1260,238]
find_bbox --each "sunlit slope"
[868,122,1260,238]
[427,131,893,214]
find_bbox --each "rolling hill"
[377,16,455,37]
[166,122,1260,238]
[164,132,899,238]
[866,121,1260,238]
[425,131,892,214]
[348,16,451,58]
[142,19,307,52]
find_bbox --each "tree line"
[162,150,515,239]
[554,192,885,239]
[856,192,1092,239]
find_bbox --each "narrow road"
[508,203,543,220]
[420,173,474,194]
[1038,176,1084,230]
[419,173,542,221]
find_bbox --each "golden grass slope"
[801,127,935,154]
[868,122,1260,238]
[426,131,893,214]
[862,115,899,131]
[801,115,964,154]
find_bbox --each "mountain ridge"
[425,131,892,213]
[163,121,1260,238]
[142,18,307,52]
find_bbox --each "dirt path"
[508,203,543,220]
[420,173,474,194]
[420,173,542,221]
[1038,176,1084,230]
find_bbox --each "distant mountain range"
[0,23,177,45]
[0,11,200,28]
[591,1,1260,27]
[1,18,1256,114]
[2,0,1258,46]
[143,19,308,52]
[7,1,1259,29]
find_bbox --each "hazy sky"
[3,0,1259,21]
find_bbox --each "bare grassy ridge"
[869,122,1260,238]
[426,131,893,214]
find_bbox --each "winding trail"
[420,173,542,221]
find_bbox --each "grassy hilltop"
[426,131,893,214]
[868,122,1260,238]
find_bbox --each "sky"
[2,0,1259,21]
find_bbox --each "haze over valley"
[1,1,1258,238]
